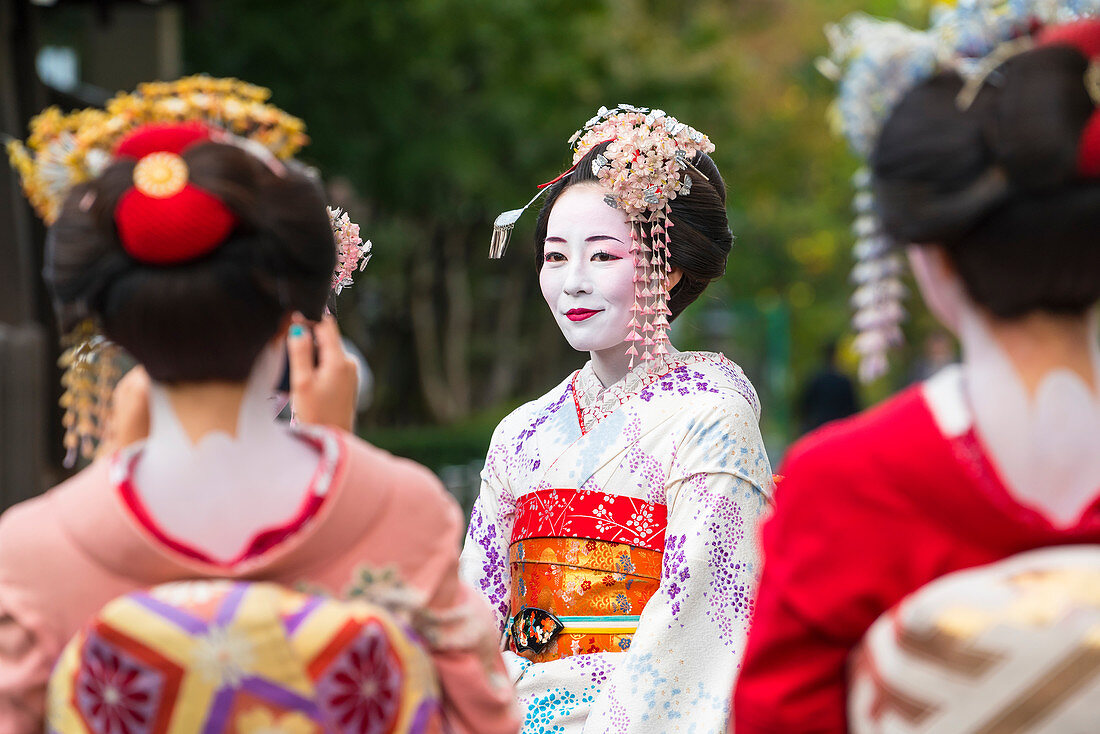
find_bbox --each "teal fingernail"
[290,324,305,338]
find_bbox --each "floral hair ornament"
[7,75,308,226]
[329,206,372,295]
[820,0,1100,381]
[7,76,316,465]
[490,104,715,368]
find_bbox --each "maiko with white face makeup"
[539,183,639,378]
[461,106,774,733]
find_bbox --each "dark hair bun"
[46,142,335,382]
[871,43,1100,318]
[533,142,733,320]
[991,45,1094,188]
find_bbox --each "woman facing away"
[0,120,518,734]
[734,12,1100,733]
[459,106,774,733]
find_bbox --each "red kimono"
[733,374,1100,733]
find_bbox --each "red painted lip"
[565,308,601,322]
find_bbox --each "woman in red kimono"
[734,14,1100,734]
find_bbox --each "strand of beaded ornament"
[640,217,655,362]
[625,212,674,366]
[654,206,673,357]
[626,221,644,368]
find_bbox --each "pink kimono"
[0,426,519,734]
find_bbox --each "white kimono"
[460,351,773,733]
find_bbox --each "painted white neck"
[133,342,320,562]
[959,306,1100,527]
[909,246,1100,526]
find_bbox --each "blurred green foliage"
[361,411,505,471]
[186,0,942,462]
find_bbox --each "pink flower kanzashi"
[328,206,372,295]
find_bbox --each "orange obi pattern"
[508,537,664,662]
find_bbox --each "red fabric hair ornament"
[113,122,238,264]
[1038,19,1100,178]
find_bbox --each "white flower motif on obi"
[592,504,614,520]
[191,626,254,687]
[628,507,657,539]
[150,580,234,607]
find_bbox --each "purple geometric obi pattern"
[47,581,443,734]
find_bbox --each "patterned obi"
[507,488,667,662]
[47,581,443,734]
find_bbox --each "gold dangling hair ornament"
[58,321,121,467]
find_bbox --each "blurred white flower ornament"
[823,0,1100,380]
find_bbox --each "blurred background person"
[907,330,958,383]
[796,339,858,435]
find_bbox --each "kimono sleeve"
[0,601,50,734]
[0,531,56,734]
[459,413,521,636]
[415,472,521,734]
[582,392,773,733]
[733,431,920,734]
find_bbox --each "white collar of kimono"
[913,248,1100,528]
[575,349,684,406]
[118,342,329,562]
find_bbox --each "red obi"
[510,488,667,552]
[508,488,667,662]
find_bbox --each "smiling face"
[539,183,637,355]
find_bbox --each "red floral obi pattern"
[510,487,667,552]
[507,488,667,662]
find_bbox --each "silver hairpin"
[489,187,549,259]
[674,149,711,182]
[211,128,289,177]
[592,153,609,176]
[956,36,1035,111]
[680,175,693,197]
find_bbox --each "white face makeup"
[540,184,637,355]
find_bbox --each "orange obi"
[506,488,667,662]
